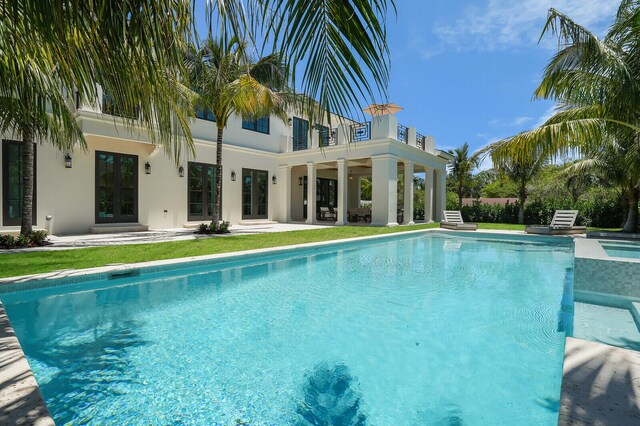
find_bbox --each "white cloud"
[489,116,534,127]
[432,0,617,53]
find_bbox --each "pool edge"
[0,301,54,425]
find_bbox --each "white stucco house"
[0,87,451,235]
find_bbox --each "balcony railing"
[102,94,138,119]
[416,132,426,150]
[351,121,371,142]
[397,124,408,143]
[319,127,338,147]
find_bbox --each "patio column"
[336,159,349,226]
[424,167,433,222]
[278,165,292,222]
[306,162,317,224]
[403,161,414,225]
[434,168,446,222]
[371,155,398,227]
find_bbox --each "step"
[238,220,278,226]
[89,224,149,234]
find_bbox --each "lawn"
[0,222,621,279]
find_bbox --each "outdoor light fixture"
[298,177,303,186]
[272,175,277,185]
[145,162,151,174]
[178,166,184,177]
[64,154,72,169]
[288,117,293,127]
[231,170,237,181]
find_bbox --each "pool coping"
[0,228,586,424]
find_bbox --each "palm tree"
[494,154,546,224]
[488,1,640,232]
[185,37,289,229]
[447,143,480,209]
[1,1,196,235]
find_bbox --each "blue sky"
[386,0,618,165]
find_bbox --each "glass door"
[242,169,268,219]
[188,162,216,221]
[2,140,36,226]
[95,152,138,223]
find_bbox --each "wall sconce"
[231,170,237,181]
[288,117,293,127]
[272,175,277,185]
[298,177,303,186]
[178,166,184,177]
[64,154,72,169]
[145,162,151,174]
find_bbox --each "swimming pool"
[0,232,574,425]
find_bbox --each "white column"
[424,168,433,222]
[306,162,317,224]
[403,161,414,225]
[336,159,349,226]
[434,168,446,222]
[371,155,398,227]
[278,165,292,223]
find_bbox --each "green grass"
[0,222,623,279]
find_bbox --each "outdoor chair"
[319,206,337,221]
[525,210,586,235]
[440,210,478,231]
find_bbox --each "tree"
[493,153,546,224]
[488,1,640,232]
[447,143,480,209]
[1,1,195,235]
[185,37,289,228]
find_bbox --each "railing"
[351,121,371,142]
[102,94,138,119]
[319,127,338,147]
[293,135,308,151]
[397,124,408,143]
[416,132,426,150]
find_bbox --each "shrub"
[196,223,209,234]
[14,234,30,248]
[30,230,49,246]
[215,221,231,234]
[0,234,15,249]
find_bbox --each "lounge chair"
[525,210,586,235]
[440,211,477,231]
[319,206,337,221]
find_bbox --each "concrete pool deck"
[0,229,636,425]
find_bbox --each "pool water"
[1,233,574,425]
[602,241,640,259]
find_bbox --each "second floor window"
[293,117,309,151]
[242,116,269,134]
[102,93,138,119]
[195,107,216,122]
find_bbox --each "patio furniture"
[440,210,477,231]
[319,206,337,221]
[349,208,371,223]
[525,210,586,235]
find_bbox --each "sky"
[386,0,618,167]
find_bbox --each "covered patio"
[278,155,448,227]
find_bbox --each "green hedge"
[459,196,624,228]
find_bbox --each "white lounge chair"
[525,210,586,235]
[440,211,477,231]
[319,206,337,221]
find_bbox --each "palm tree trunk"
[211,126,224,230]
[518,186,526,225]
[622,184,639,233]
[20,128,34,236]
[457,186,463,210]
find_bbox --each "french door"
[95,152,138,223]
[188,162,216,221]
[2,140,36,226]
[242,169,268,219]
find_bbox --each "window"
[195,107,216,122]
[95,152,138,223]
[102,93,138,119]
[2,140,36,226]
[188,162,217,221]
[316,124,331,147]
[242,116,270,134]
[293,117,309,151]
